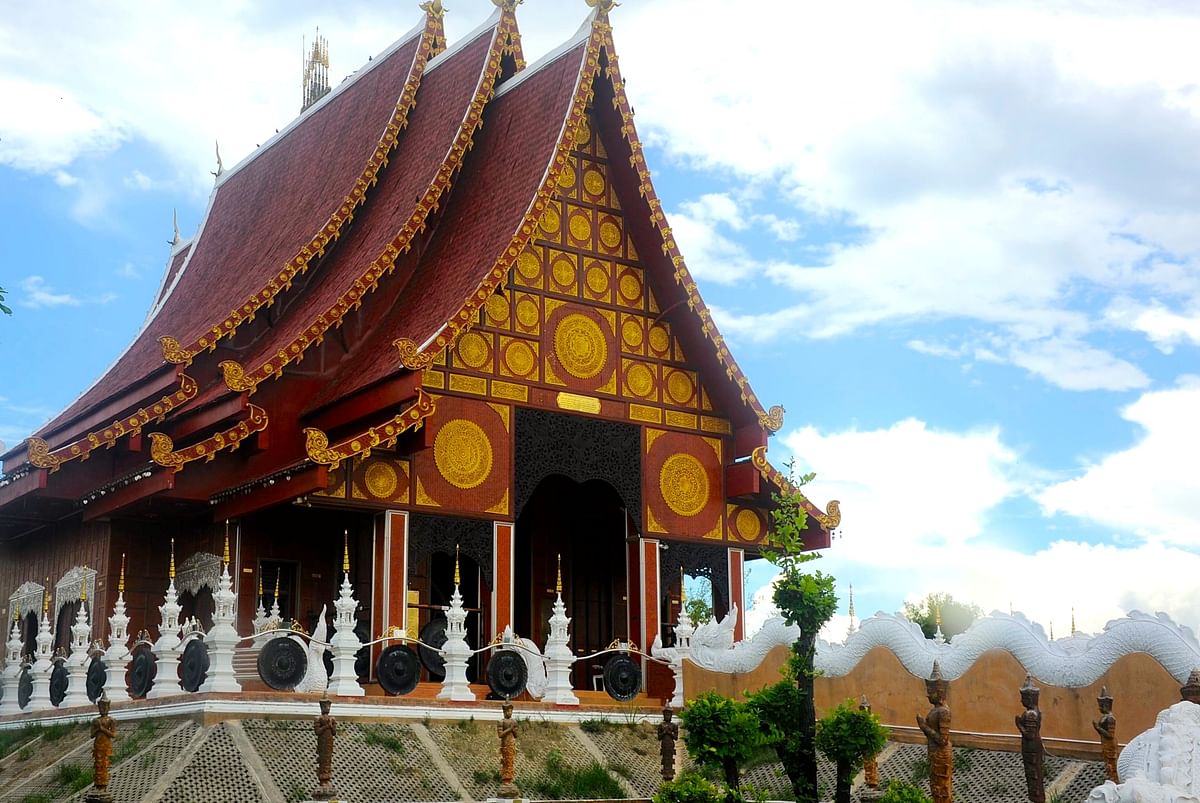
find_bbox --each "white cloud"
[1107,298,1200,354]
[19,276,80,309]
[732,410,1200,638]
[1003,336,1150,391]
[116,262,141,279]
[1039,379,1200,543]
[0,78,122,172]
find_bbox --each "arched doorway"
[516,475,629,689]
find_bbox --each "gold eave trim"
[149,403,269,474]
[304,388,436,469]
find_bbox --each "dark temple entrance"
[516,475,629,690]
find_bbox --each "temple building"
[0,0,836,699]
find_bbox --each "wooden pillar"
[492,522,514,640]
[371,511,408,675]
[640,539,661,652]
[728,547,745,642]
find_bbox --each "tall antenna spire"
[301,28,331,113]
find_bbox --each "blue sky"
[3,0,1199,641]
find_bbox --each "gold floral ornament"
[305,389,435,469]
[419,0,446,19]
[394,337,435,370]
[491,0,522,10]
[434,419,493,489]
[554,313,607,379]
[659,453,709,518]
[815,500,841,531]
[585,0,619,15]
[25,437,61,471]
[150,405,269,473]
[758,404,785,433]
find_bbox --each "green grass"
[40,722,74,743]
[21,794,51,803]
[473,768,502,785]
[522,749,624,800]
[362,725,407,754]
[579,719,611,734]
[113,719,158,764]
[0,724,43,758]
[54,762,94,793]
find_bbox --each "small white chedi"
[1088,670,1200,803]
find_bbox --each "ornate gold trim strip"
[149,403,269,474]
[26,374,200,473]
[158,9,447,367]
[598,26,782,435]
[750,446,840,530]
[304,389,436,469]
[394,15,603,370]
[222,11,523,395]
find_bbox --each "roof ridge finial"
[419,0,446,19]
[584,0,618,18]
[212,141,224,179]
[301,27,331,113]
[169,208,180,246]
[491,0,522,12]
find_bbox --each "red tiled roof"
[309,39,590,409]
[37,25,427,443]
[234,22,503,387]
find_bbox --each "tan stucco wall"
[686,643,1181,758]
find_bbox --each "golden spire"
[934,603,942,628]
[223,520,231,565]
[43,578,50,614]
[679,567,686,605]
[119,553,126,594]
[848,583,855,620]
[343,530,350,574]
[80,568,88,603]
[556,554,563,595]
[257,570,264,601]
[454,544,461,587]
[169,538,176,579]
[1071,608,1077,636]
[274,568,281,602]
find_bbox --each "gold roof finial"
[223,520,231,566]
[584,0,618,17]
[556,554,563,595]
[491,0,522,11]
[343,530,350,575]
[169,538,176,579]
[119,553,126,594]
[419,0,446,19]
[454,544,461,587]
[80,568,88,603]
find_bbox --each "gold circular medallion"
[660,454,709,518]
[551,255,575,288]
[584,169,605,197]
[517,251,541,280]
[569,212,592,243]
[667,370,694,405]
[557,165,576,189]
[585,263,609,295]
[619,272,641,302]
[364,461,399,499]
[455,332,490,370]
[599,220,622,250]
[516,297,539,328]
[622,318,643,348]
[485,293,510,325]
[626,363,654,397]
[736,508,762,541]
[648,325,670,354]
[504,340,535,376]
[540,207,561,236]
[554,313,608,379]
[434,419,493,490]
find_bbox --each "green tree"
[0,286,11,316]
[685,597,713,626]
[903,592,982,640]
[763,462,838,803]
[814,700,889,803]
[654,772,722,803]
[879,779,932,803]
[680,691,761,799]
[745,676,806,799]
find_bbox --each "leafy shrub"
[880,779,932,803]
[654,772,723,803]
[524,750,623,800]
[681,691,762,792]
[814,700,889,803]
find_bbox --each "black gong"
[181,639,209,693]
[376,644,421,696]
[418,617,447,677]
[86,658,107,702]
[49,662,68,706]
[603,653,641,702]
[129,647,156,699]
[487,650,528,699]
[354,622,370,682]
[257,637,307,691]
[17,667,32,709]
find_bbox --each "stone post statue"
[85,694,117,803]
[1016,674,1046,803]
[916,661,952,803]
[311,695,337,801]
[1093,686,1118,784]
[658,705,679,781]
[498,699,520,799]
[860,695,883,800]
